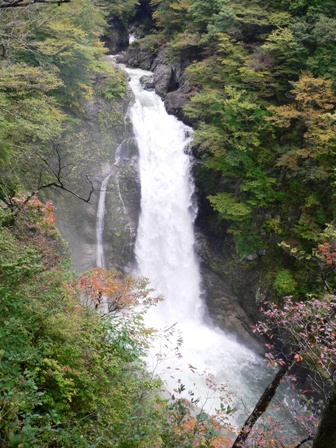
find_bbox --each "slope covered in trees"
[126,0,336,445]
[139,0,336,303]
[1,0,336,446]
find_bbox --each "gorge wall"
[52,62,140,274]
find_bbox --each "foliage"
[148,0,336,297]
[256,296,336,384]
[159,378,234,448]
[0,199,165,447]
[96,63,129,99]
[78,266,162,313]
[0,0,119,202]
[0,198,241,448]
[104,0,139,25]
[231,294,336,447]
[273,269,297,295]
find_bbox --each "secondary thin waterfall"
[96,169,112,268]
[125,66,273,422]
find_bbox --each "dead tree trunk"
[232,356,296,448]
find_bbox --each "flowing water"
[96,167,112,269]
[89,62,305,440]
[124,67,274,422]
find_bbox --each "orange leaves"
[168,412,232,448]
[77,268,162,313]
[266,104,301,128]
[267,74,336,173]
[292,76,334,111]
[78,267,137,310]
[6,194,60,270]
[294,353,303,362]
[317,242,336,266]
[11,194,56,232]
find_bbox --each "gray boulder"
[153,65,173,98]
[164,91,191,124]
[140,75,154,90]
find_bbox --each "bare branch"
[294,435,314,448]
[232,355,296,448]
[0,0,70,8]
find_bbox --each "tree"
[0,0,111,202]
[232,295,336,447]
[78,266,162,314]
[312,380,336,448]
[0,197,169,447]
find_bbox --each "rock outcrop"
[116,44,193,121]
[140,75,154,90]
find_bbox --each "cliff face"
[52,63,140,274]
[116,44,194,124]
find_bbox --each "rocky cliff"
[52,60,140,274]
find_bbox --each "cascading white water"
[125,66,275,422]
[129,78,202,325]
[96,168,112,269]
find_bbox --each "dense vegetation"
[0,2,232,447]
[0,200,234,446]
[1,0,336,446]
[141,0,336,301]
[0,198,165,447]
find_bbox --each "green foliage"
[0,198,240,447]
[0,200,167,447]
[97,64,128,99]
[151,0,191,35]
[0,0,134,203]
[105,0,139,24]
[208,192,252,222]
[273,269,298,295]
[147,0,336,296]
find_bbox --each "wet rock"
[115,51,127,63]
[195,230,264,353]
[50,69,139,273]
[119,46,156,71]
[140,75,154,90]
[202,267,263,354]
[150,47,170,71]
[153,65,173,98]
[164,91,191,123]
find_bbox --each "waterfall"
[114,65,305,438]
[124,67,275,422]
[129,77,203,324]
[96,167,112,269]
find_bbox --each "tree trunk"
[232,357,295,448]
[312,381,336,448]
